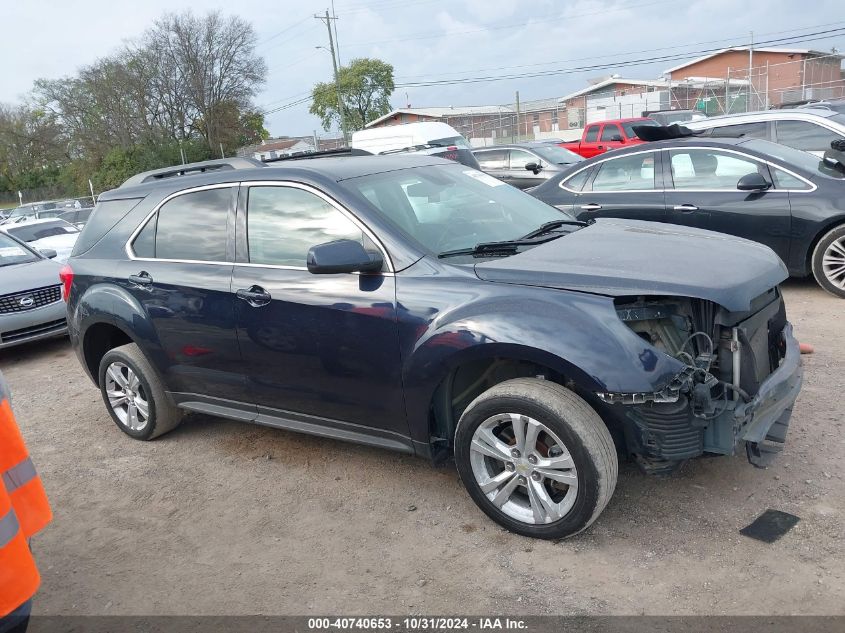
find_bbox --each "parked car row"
[2,197,95,227]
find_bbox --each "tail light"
[59,264,74,301]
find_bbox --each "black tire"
[811,224,845,299]
[454,378,617,539]
[98,343,182,440]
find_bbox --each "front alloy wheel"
[469,413,579,525]
[812,225,845,298]
[455,378,617,539]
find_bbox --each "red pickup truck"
[559,117,659,158]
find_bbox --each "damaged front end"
[598,289,802,473]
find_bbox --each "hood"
[474,218,788,312]
[0,258,64,296]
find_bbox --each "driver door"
[663,147,792,261]
[231,183,408,438]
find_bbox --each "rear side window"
[709,122,768,140]
[561,169,592,192]
[72,198,143,256]
[131,187,232,261]
[584,126,600,142]
[775,120,843,152]
[475,149,507,169]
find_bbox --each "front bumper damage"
[736,322,802,466]
[597,320,802,472]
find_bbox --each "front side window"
[509,149,538,169]
[600,125,623,142]
[246,186,363,268]
[669,149,762,189]
[131,187,231,261]
[584,126,600,142]
[775,120,843,152]
[475,149,507,170]
[590,153,656,191]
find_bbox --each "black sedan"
[530,137,845,297]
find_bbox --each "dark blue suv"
[63,155,802,539]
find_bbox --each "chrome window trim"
[665,145,817,193]
[125,182,236,264]
[559,148,660,193]
[558,145,816,194]
[125,180,395,273]
[239,180,394,274]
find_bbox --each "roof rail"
[261,147,365,163]
[119,157,265,188]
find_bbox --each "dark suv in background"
[64,155,802,539]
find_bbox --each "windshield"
[0,234,40,266]
[532,145,583,164]
[430,135,471,149]
[742,139,845,179]
[622,119,659,138]
[341,164,574,259]
[6,220,79,242]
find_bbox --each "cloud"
[1,0,843,136]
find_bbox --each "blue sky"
[1,0,843,138]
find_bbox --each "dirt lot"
[2,278,843,616]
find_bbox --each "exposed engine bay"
[596,289,798,473]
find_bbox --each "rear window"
[72,198,144,256]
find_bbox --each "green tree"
[310,58,394,132]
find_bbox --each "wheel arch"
[806,215,845,274]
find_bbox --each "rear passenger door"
[231,183,408,439]
[124,185,244,401]
[474,149,509,182]
[580,125,601,158]
[571,150,666,223]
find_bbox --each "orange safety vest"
[0,378,52,617]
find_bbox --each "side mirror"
[40,248,58,259]
[737,172,772,191]
[524,162,542,174]
[307,239,383,274]
[610,134,624,142]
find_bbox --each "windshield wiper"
[438,233,567,259]
[520,218,588,240]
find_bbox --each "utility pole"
[316,9,347,143]
[748,31,754,112]
[515,91,521,141]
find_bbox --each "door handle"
[580,203,603,211]
[673,204,699,212]
[597,145,605,150]
[128,271,153,286]
[236,285,271,308]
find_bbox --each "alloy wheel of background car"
[104,362,150,432]
[469,413,579,525]
[98,343,182,440]
[455,378,617,539]
[812,225,845,299]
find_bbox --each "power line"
[393,27,845,88]
[394,19,845,82]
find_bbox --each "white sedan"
[0,218,80,263]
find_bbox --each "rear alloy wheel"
[812,225,845,298]
[98,343,182,440]
[455,378,617,539]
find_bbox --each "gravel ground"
[2,278,843,616]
